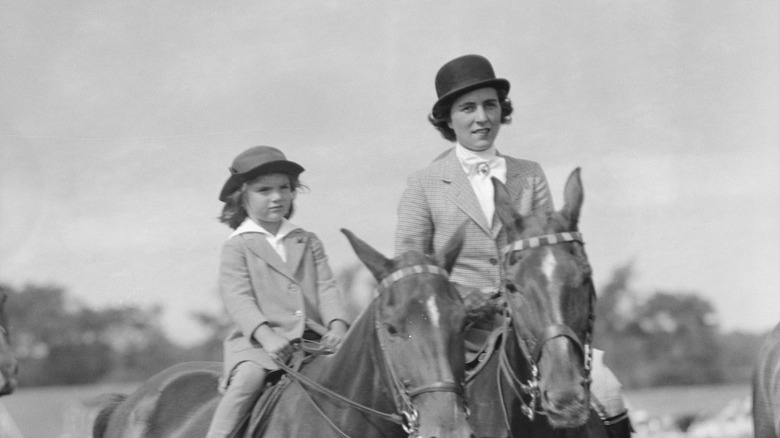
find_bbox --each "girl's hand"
[322,320,348,350]
[253,324,293,360]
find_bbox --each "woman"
[395,54,631,437]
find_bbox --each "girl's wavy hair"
[218,173,307,229]
[428,87,514,142]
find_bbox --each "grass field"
[0,382,752,438]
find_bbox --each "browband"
[503,232,583,255]
[379,265,449,290]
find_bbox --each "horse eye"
[385,323,399,336]
[505,282,518,293]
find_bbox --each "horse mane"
[331,292,378,362]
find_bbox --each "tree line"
[593,263,766,387]
[0,262,770,388]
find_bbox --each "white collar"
[455,143,506,180]
[455,143,499,163]
[229,217,300,239]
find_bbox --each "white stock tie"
[464,156,506,224]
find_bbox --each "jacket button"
[294,310,303,317]
[289,284,298,291]
[489,258,498,265]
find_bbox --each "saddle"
[464,314,507,382]
[457,286,508,381]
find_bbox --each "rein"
[498,232,595,426]
[274,264,462,438]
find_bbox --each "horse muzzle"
[540,385,590,429]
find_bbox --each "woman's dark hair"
[219,173,306,229]
[428,87,513,142]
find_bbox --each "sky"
[1,1,778,345]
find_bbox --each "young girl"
[206,146,350,438]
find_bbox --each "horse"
[464,168,611,438]
[0,291,18,396]
[753,321,780,438]
[95,229,474,438]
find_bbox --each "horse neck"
[307,298,396,412]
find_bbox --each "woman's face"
[448,87,502,152]
[242,173,296,226]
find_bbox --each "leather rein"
[497,231,595,427]
[273,264,464,438]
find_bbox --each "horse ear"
[492,177,523,241]
[561,168,584,229]
[341,229,394,282]
[435,222,466,274]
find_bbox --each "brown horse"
[753,321,780,438]
[95,229,474,438]
[0,291,18,396]
[465,169,608,437]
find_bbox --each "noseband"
[274,264,465,438]
[499,232,595,423]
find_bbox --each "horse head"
[0,292,18,396]
[493,168,594,429]
[342,228,474,438]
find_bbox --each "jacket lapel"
[243,233,296,281]
[284,230,308,276]
[441,150,492,234]
[501,153,524,204]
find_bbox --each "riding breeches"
[206,361,268,438]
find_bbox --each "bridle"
[274,264,465,438]
[497,231,595,427]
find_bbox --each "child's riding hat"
[432,54,510,116]
[219,146,304,202]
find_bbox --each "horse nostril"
[545,388,585,409]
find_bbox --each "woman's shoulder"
[502,155,546,174]
[502,154,542,167]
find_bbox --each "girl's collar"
[230,217,301,239]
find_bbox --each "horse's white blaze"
[542,248,564,323]
[426,296,440,328]
[541,248,557,283]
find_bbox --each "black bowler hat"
[219,146,304,202]
[432,54,510,115]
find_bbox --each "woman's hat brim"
[219,160,304,202]
[432,78,510,115]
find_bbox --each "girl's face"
[242,173,296,226]
[448,87,502,152]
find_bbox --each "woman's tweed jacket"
[395,147,554,294]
